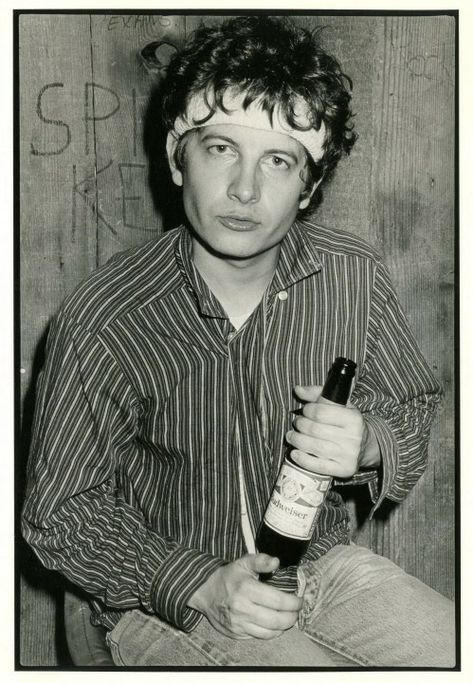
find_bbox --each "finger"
[302,402,360,427]
[286,429,339,459]
[247,580,303,612]
[293,415,346,440]
[242,553,280,576]
[244,623,285,640]
[242,602,300,633]
[294,384,323,402]
[290,449,342,476]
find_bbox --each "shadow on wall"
[142,82,186,232]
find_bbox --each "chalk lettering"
[107,16,121,31]
[118,163,145,229]
[84,83,120,155]
[31,83,71,156]
[72,160,118,235]
[107,14,172,30]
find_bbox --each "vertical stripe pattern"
[22,220,441,633]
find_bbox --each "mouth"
[218,215,260,231]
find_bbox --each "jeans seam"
[175,631,235,666]
[109,641,125,666]
[78,605,99,665]
[106,613,137,666]
[302,629,370,666]
[106,610,233,666]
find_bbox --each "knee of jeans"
[331,544,404,578]
[302,545,405,620]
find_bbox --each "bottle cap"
[331,357,357,377]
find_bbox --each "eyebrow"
[200,132,301,163]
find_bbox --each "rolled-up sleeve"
[335,261,442,516]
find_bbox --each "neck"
[191,239,280,317]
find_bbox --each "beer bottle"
[256,357,356,568]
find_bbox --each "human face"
[168,124,317,262]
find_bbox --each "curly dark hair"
[161,16,357,213]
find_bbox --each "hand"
[187,553,303,640]
[286,385,380,477]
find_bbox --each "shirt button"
[278,290,288,301]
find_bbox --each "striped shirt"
[22,220,442,633]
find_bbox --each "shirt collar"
[268,220,323,295]
[175,227,228,318]
[174,220,324,318]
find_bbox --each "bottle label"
[263,458,331,540]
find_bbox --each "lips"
[218,215,260,231]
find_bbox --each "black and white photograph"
[13,5,460,673]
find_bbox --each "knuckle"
[291,432,305,448]
[293,415,305,432]
[302,404,317,419]
[217,603,234,629]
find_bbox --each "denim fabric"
[64,591,114,665]
[106,544,456,667]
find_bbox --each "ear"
[166,131,183,187]
[299,176,323,210]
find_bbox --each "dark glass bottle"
[256,357,357,568]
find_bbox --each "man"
[22,16,454,666]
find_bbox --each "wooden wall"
[18,13,456,665]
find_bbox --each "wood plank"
[20,14,97,389]
[88,14,186,265]
[361,15,455,597]
[19,13,98,665]
[294,15,382,245]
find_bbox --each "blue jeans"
[106,544,456,667]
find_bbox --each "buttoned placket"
[226,288,290,554]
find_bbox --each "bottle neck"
[321,370,353,406]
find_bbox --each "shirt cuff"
[361,413,399,518]
[332,413,399,518]
[264,564,298,593]
[149,546,227,632]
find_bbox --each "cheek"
[267,183,303,221]
[182,176,217,222]
[184,162,226,201]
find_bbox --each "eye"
[208,144,231,155]
[268,155,290,169]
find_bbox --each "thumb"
[294,384,323,402]
[239,553,280,576]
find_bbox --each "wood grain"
[88,14,186,265]
[19,13,456,665]
[20,14,97,393]
[363,15,455,595]
[19,14,96,665]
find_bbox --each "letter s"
[30,83,71,156]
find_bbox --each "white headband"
[172,89,326,163]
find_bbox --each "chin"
[212,246,258,261]
[203,235,263,260]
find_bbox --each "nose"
[227,160,260,204]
